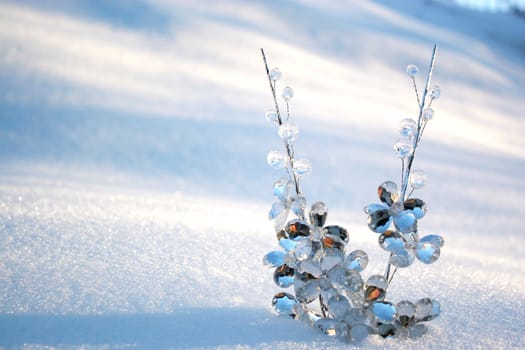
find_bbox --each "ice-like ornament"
[269,68,281,81]
[378,181,399,206]
[293,158,312,176]
[325,225,349,243]
[299,309,322,326]
[364,204,392,233]
[279,238,297,252]
[309,201,327,227]
[348,323,369,342]
[328,295,351,320]
[344,250,368,272]
[415,241,440,264]
[393,210,417,233]
[290,195,306,216]
[298,259,322,278]
[415,298,440,321]
[430,85,441,99]
[315,318,348,337]
[320,248,344,271]
[295,279,320,303]
[422,108,434,121]
[265,110,279,123]
[394,138,414,158]
[272,177,290,201]
[364,275,388,302]
[372,301,396,322]
[294,238,312,261]
[268,201,285,220]
[263,250,285,267]
[404,198,427,219]
[390,248,415,268]
[274,264,295,287]
[378,230,405,252]
[285,219,311,240]
[407,323,428,338]
[282,86,294,101]
[267,150,288,169]
[399,118,417,137]
[396,300,416,327]
[278,122,299,142]
[406,64,418,77]
[409,169,427,189]
[328,266,363,294]
[272,292,298,316]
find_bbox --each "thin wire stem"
[261,48,283,126]
[411,76,421,107]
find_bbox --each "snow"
[1,0,525,349]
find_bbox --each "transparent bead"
[293,158,312,176]
[298,259,322,278]
[344,307,372,326]
[295,279,320,303]
[390,248,415,268]
[415,241,440,264]
[422,108,434,121]
[282,86,294,101]
[270,202,289,232]
[420,234,444,248]
[364,204,391,233]
[320,248,344,272]
[278,122,299,142]
[408,323,428,338]
[285,219,311,240]
[378,230,406,252]
[394,138,414,159]
[364,275,388,302]
[299,309,322,326]
[294,238,312,261]
[344,250,368,272]
[315,318,348,337]
[328,266,363,294]
[328,295,351,320]
[403,198,427,219]
[396,300,416,328]
[309,201,327,227]
[409,169,427,189]
[273,264,295,287]
[399,118,417,137]
[430,85,441,99]
[406,64,418,77]
[290,195,307,216]
[348,323,369,342]
[415,298,440,321]
[372,301,396,323]
[272,292,297,317]
[267,150,288,169]
[378,181,399,205]
[265,110,279,123]
[269,68,281,81]
[279,238,297,252]
[263,250,285,267]
[272,177,290,201]
[393,210,417,233]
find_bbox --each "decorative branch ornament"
[261,46,444,342]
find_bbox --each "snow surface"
[1,0,525,349]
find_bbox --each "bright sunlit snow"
[0,0,524,349]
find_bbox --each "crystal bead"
[415,298,440,321]
[328,266,363,294]
[415,241,440,264]
[408,323,428,338]
[263,250,285,267]
[403,231,419,249]
[320,287,338,303]
[344,250,368,272]
[311,226,323,241]
[273,265,295,287]
[298,259,322,278]
[348,323,369,342]
[325,225,349,243]
[282,86,294,101]
[299,309,322,326]
[293,158,312,176]
[290,195,306,216]
[396,301,416,328]
[394,138,414,159]
[295,279,320,303]
[378,181,399,205]
[377,323,397,338]
[378,230,406,252]
[344,307,372,326]
[372,301,396,323]
[328,295,351,320]
[420,234,444,247]
[409,169,427,189]
[294,238,312,261]
[283,252,297,268]
[272,292,298,317]
[406,64,418,77]
[320,248,344,271]
[315,318,348,337]
[404,198,427,219]
[322,236,345,250]
[393,210,417,233]
[265,110,279,123]
[430,85,441,99]
[267,150,288,169]
[422,108,434,121]
[278,122,299,142]
[285,219,311,240]
[364,275,388,302]
[399,118,417,137]
[279,238,297,252]
[309,201,327,227]
[269,68,281,81]
[390,248,415,268]
[270,203,289,232]
[272,177,290,201]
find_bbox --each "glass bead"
[404,198,427,219]
[408,324,428,338]
[378,323,397,338]
[403,231,419,249]
[298,259,322,278]
[364,275,388,302]
[415,241,440,264]
[406,64,418,77]
[299,309,322,326]
[399,118,417,137]
[348,291,366,308]
[378,181,399,206]
[396,300,416,328]
[278,122,299,142]
[309,201,327,227]
[325,225,349,243]
[328,266,363,294]
[294,238,312,261]
[422,107,434,121]
[269,68,281,81]
[367,207,392,233]
[282,86,294,101]
[263,250,285,267]
[394,138,414,159]
[285,219,311,240]
[348,323,369,342]
[265,110,279,123]
[372,301,396,323]
[295,279,320,303]
[378,230,406,252]
[415,298,440,321]
[273,264,295,287]
[268,201,285,220]
[409,169,427,189]
[344,307,372,326]
[322,236,345,251]
[290,195,307,216]
[315,318,348,337]
[320,248,344,272]
[267,150,288,169]
[430,85,441,99]
[279,238,297,252]
[293,158,312,176]
[272,292,298,317]
[393,210,417,233]
[328,295,351,320]
[420,234,444,247]
[344,250,368,272]
[390,248,415,268]
[272,177,290,201]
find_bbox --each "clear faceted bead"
[294,238,312,261]
[422,108,434,121]
[328,295,351,320]
[290,195,307,216]
[415,298,440,321]
[364,275,388,302]
[269,68,281,81]
[399,118,417,137]
[409,169,427,189]
[394,138,414,159]
[415,241,440,264]
[393,210,417,233]
[378,181,399,205]
[378,230,406,252]
[396,300,416,328]
[272,177,290,201]
[263,250,285,267]
[364,204,392,233]
[420,234,444,248]
[265,110,279,123]
[348,323,369,342]
[320,248,344,271]
[403,198,427,219]
[390,248,415,268]
[408,323,428,338]
[298,259,322,278]
[278,122,299,142]
[299,309,322,326]
[293,158,312,176]
[309,201,328,227]
[267,150,288,169]
[430,85,441,99]
[273,264,295,287]
[328,266,363,294]
[406,64,418,77]
[315,318,348,337]
[295,279,320,303]
[344,250,368,272]
[372,301,397,323]
[282,86,294,101]
[272,292,298,317]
